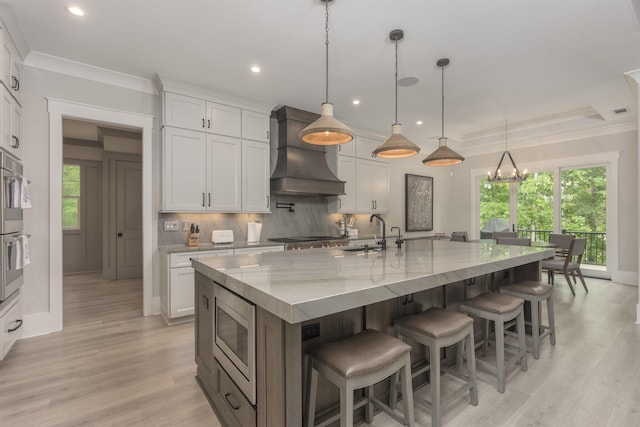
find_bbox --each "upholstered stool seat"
[304,329,415,427]
[392,307,478,427]
[500,280,556,359]
[459,292,527,393]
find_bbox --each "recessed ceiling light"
[66,6,84,16]
[416,121,423,125]
[250,66,261,73]
[352,99,360,105]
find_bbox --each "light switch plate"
[164,221,179,231]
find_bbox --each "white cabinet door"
[170,267,196,318]
[10,100,21,159]
[242,110,270,143]
[355,159,374,213]
[164,92,207,131]
[163,127,207,211]
[0,28,11,95]
[355,135,381,160]
[242,140,270,212]
[207,102,241,138]
[336,140,355,157]
[336,155,356,213]
[8,42,20,105]
[372,161,390,213]
[0,86,11,155]
[208,135,242,212]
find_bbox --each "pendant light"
[422,58,464,166]
[487,121,527,183]
[299,0,354,146]
[373,29,420,159]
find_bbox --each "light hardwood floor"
[0,274,639,426]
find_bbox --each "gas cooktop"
[269,236,348,250]
[268,236,343,243]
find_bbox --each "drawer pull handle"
[224,392,241,410]
[8,319,23,333]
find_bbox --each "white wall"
[21,66,160,336]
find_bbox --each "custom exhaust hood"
[270,105,345,196]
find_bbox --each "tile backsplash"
[158,195,377,246]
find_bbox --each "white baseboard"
[612,270,638,285]
[21,312,62,339]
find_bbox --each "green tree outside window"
[63,164,80,229]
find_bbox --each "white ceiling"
[4,0,640,155]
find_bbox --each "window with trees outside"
[479,166,606,267]
[63,164,81,229]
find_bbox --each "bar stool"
[459,292,527,393]
[391,307,478,427]
[499,280,556,359]
[304,329,415,427]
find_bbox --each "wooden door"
[116,160,142,279]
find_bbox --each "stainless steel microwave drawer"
[213,359,256,427]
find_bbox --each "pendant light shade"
[487,121,527,183]
[422,58,464,166]
[373,29,420,159]
[299,0,353,146]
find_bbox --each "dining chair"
[549,233,573,259]
[496,237,531,246]
[541,238,588,295]
[451,232,468,242]
[493,231,517,239]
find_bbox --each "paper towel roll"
[247,222,262,243]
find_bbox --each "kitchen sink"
[342,245,382,252]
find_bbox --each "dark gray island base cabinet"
[192,241,551,426]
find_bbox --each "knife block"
[186,231,200,246]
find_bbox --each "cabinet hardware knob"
[266,130,270,140]
[202,193,206,207]
[117,233,123,237]
[11,135,19,148]
[11,76,19,91]
[207,119,211,129]
[208,193,211,207]
[202,118,205,128]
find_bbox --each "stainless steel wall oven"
[0,150,27,302]
[213,283,256,405]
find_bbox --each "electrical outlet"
[163,221,179,231]
[301,322,320,341]
[182,221,191,231]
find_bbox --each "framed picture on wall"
[405,174,433,231]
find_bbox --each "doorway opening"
[48,99,154,334]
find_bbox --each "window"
[63,164,81,229]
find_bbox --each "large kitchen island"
[192,239,553,427]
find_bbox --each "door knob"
[117,233,123,237]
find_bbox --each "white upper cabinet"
[162,127,208,211]
[164,92,207,131]
[0,25,22,106]
[164,92,241,138]
[0,85,20,158]
[355,136,381,160]
[242,110,270,143]
[336,140,355,157]
[355,158,389,213]
[206,102,241,138]
[208,135,242,212]
[242,140,270,212]
[333,155,356,213]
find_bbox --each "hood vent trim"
[270,105,345,196]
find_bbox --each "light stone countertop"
[160,241,285,254]
[191,239,554,324]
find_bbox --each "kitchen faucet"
[391,226,403,249]
[369,214,386,251]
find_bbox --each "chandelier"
[487,121,527,183]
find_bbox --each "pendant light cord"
[394,40,398,124]
[505,120,508,151]
[324,0,329,103]
[441,65,445,138]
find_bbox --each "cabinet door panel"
[170,267,195,317]
[10,101,21,159]
[196,275,215,372]
[208,135,242,211]
[372,162,390,213]
[355,136,381,160]
[242,140,270,212]
[0,86,11,154]
[164,92,207,131]
[336,155,356,213]
[207,103,241,138]
[355,159,373,213]
[163,128,207,211]
[242,110,270,143]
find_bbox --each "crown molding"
[24,51,157,94]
